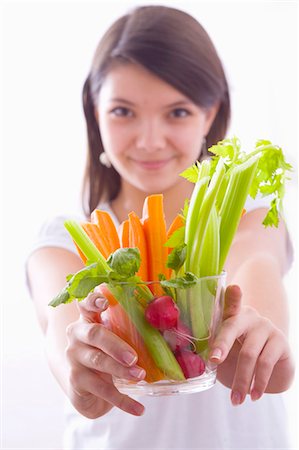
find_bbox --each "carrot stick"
[98,285,165,382]
[74,242,87,264]
[167,214,185,240]
[166,214,185,255]
[91,210,120,253]
[119,219,130,248]
[142,194,170,295]
[128,211,148,281]
[81,222,111,258]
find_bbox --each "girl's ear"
[203,102,220,136]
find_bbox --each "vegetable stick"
[81,222,110,258]
[218,156,259,271]
[142,195,170,294]
[167,215,185,240]
[119,219,130,248]
[128,211,148,281]
[99,285,165,382]
[74,242,87,264]
[64,221,109,269]
[166,214,185,255]
[59,222,185,379]
[91,210,120,253]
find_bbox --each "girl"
[27,5,294,449]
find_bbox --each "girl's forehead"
[99,63,189,104]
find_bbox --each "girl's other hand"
[209,285,294,406]
[65,287,146,419]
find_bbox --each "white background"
[1,0,298,448]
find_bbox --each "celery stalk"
[184,160,225,352]
[185,176,209,269]
[198,205,220,277]
[111,285,185,380]
[188,205,220,352]
[219,155,259,271]
[187,158,225,274]
[64,220,110,271]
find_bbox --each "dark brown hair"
[82,5,230,216]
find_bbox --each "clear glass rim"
[114,270,227,286]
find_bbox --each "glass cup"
[100,272,226,396]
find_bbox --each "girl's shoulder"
[30,202,119,256]
[30,213,85,256]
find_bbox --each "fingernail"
[250,389,261,401]
[231,391,241,406]
[132,403,145,416]
[122,351,138,366]
[95,298,108,309]
[129,366,146,379]
[210,348,222,361]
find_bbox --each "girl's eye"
[110,107,133,117]
[170,108,191,118]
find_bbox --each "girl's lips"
[131,158,173,170]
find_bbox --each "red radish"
[175,349,206,378]
[145,296,179,331]
[163,320,193,351]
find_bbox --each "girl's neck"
[110,178,193,228]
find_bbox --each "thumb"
[77,288,109,323]
[222,284,242,321]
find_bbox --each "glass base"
[114,368,217,396]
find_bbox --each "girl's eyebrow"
[166,100,193,108]
[109,98,194,108]
[110,97,135,105]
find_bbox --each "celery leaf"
[164,226,185,248]
[167,244,187,271]
[107,247,141,278]
[161,272,198,289]
[180,162,200,183]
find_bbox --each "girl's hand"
[65,287,146,419]
[209,285,294,405]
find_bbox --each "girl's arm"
[226,207,291,332]
[27,248,145,418]
[210,208,295,403]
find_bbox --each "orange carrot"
[91,210,120,253]
[119,219,130,248]
[81,222,111,258]
[74,241,87,264]
[167,214,185,240]
[166,214,185,254]
[128,211,148,281]
[142,194,170,295]
[99,285,165,382]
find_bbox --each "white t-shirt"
[28,199,292,450]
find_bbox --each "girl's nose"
[135,119,166,152]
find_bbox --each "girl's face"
[96,63,218,194]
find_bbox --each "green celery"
[187,158,226,274]
[110,285,185,380]
[197,205,220,277]
[64,220,110,271]
[219,155,259,271]
[184,176,209,269]
[188,205,220,352]
[184,159,225,352]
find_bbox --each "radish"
[145,296,179,331]
[163,320,193,351]
[175,349,206,378]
